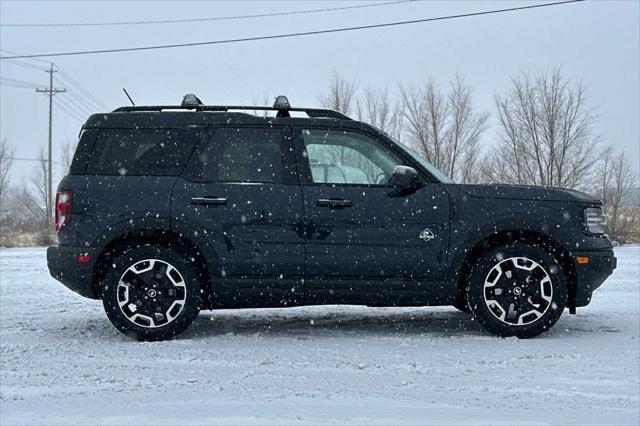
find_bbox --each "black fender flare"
[90,216,222,305]
[447,215,573,280]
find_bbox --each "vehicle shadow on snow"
[52,308,492,342]
[181,307,622,340]
[56,306,617,341]
[182,307,488,339]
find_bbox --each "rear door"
[172,125,305,306]
[295,125,450,304]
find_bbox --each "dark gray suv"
[47,95,617,341]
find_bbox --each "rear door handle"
[317,198,352,208]
[191,197,227,206]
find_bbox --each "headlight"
[583,207,607,235]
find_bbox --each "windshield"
[393,140,454,183]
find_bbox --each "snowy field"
[0,246,638,425]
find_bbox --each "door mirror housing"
[388,165,423,195]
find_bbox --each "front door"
[172,125,304,307]
[295,126,450,304]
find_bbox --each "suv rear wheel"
[466,242,568,338]
[102,245,202,341]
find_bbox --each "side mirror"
[388,165,423,195]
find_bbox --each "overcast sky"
[1,0,638,183]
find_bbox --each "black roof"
[84,95,353,129]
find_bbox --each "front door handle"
[317,198,352,209]
[191,197,227,206]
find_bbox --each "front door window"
[301,129,403,185]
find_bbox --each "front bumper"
[47,245,99,299]
[572,249,617,307]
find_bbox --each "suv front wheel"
[466,242,568,338]
[102,245,202,341]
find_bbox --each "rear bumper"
[572,249,617,307]
[47,245,99,299]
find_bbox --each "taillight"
[55,190,73,233]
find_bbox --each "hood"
[455,183,601,204]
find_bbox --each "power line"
[0,49,50,63]
[0,76,42,86]
[0,0,584,60]
[1,58,49,71]
[0,1,413,28]
[62,88,100,114]
[55,68,108,110]
[56,94,91,119]
[54,78,102,113]
[55,100,86,123]
[1,48,108,109]
[56,70,106,108]
[0,82,40,89]
[56,94,89,115]
[0,76,43,88]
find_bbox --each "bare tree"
[29,148,49,222]
[0,182,52,246]
[0,139,15,207]
[19,182,49,224]
[594,148,640,242]
[251,91,271,117]
[26,149,54,243]
[318,72,357,115]
[356,86,404,141]
[317,74,394,184]
[0,148,53,246]
[445,77,489,183]
[482,69,600,188]
[60,141,77,173]
[401,77,487,182]
[400,80,448,168]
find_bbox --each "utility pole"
[36,63,65,225]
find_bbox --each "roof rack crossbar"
[112,105,351,120]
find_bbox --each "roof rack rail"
[113,105,351,120]
[112,94,351,120]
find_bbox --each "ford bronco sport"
[47,95,617,341]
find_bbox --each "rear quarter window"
[69,129,99,175]
[86,128,200,176]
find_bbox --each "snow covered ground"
[0,246,638,425]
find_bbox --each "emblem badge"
[419,228,435,241]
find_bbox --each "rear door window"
[86,128,200,176]
[186,127,287,183]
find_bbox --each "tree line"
[0,141,75,246]
[0,68,638,246]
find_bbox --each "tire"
[466,242,567,338]
[452,298,471,314]
[102,245,202,341]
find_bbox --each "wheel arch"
[453,229,577,310]
[91,229,218,309]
